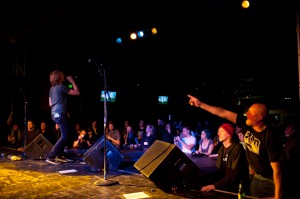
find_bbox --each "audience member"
[67,122,83,149]
[38,121,56,145]
[121,120,130,146]
[175,120,183,136]
[106,121,121,149]
[282,123,300,199]
[161,123,177,144]
[196,129,214,156]
[124,125,136,146]
[200,123,250,194]
[236,126,246,150]
[135,119,146,144]
[6,111,22,148]
[73,129,92,150]
[282,123,300,160]
[156,118,165,140]
[174,126,196,154]
[18,119,39,152]
[90,119,101,143]
[138,123,157,149]
[6,122,22,149]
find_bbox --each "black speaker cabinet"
[24,134,53,160]
[83,136,124,171]
[134,140,200,192]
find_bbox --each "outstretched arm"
[187,94,237,124]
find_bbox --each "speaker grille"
[134,140,199,192]
[24,134,53,160]
[83,136,124,171]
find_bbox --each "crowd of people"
[1,70,300,199]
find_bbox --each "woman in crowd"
[195,129,214,156]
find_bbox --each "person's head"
[146,123,156,135]
[127,125,133,133]
[124,120,129,127]
[12,124,20,131]
[165,123,176,133]
[40,121,47,130]
[285,124,296,137]
[200,129,213,140]
[237,131,244,142]
[27,120,35,131]
[139,119,145,127]
[157,118,164,126]
[91,120,97,127]
[108,121,114,131]
[218,123,235,143]
[235,126,244,142]
[181,126,191,137]
[245,103,268,127]
[50,70,64,86]
[75,123,81,132]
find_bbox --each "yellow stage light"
[241,0,250,9]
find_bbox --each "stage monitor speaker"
[24,134,53,160]
[83,136,124,171]
[134,140,200,192]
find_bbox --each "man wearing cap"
[188,94,283,199]
[200,123,250,193]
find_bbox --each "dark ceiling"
[0,0,299,123]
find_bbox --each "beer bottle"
[238,180,245,199]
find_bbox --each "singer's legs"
[47,113,69,159]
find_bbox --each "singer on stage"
[46,70,80,164]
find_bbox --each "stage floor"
[0,147,237,199]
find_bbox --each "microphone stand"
[95,62,118,186]
[23,98,28,156]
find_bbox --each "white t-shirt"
[181,136,196,154]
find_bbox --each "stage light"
[130,32,137,40]
[116,37,122,44]
[115,26,158,44]
[137,31,144,38]
[241,0,250,9]
[151,27,157,35]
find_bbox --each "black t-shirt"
[214,142,249,192]
[236,114,282,179]
[140,133,157,148]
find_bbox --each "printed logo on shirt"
[244,131,260,155]
[222,153,228,162]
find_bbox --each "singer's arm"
[66,76,80,96]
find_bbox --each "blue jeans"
[47,112,69,158]
[250,174,274,198]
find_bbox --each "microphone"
[88,59,100,65]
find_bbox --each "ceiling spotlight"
[130,33,137,40]
[241,0,250,9]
